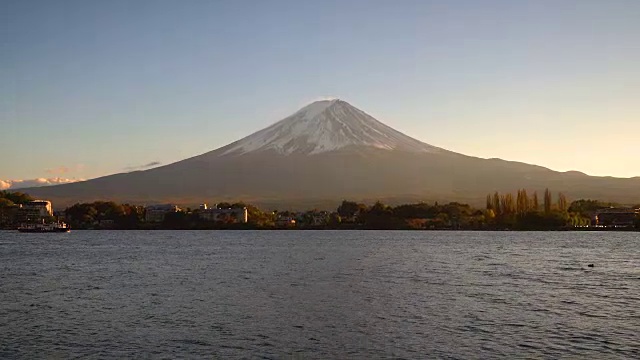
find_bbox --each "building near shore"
[16,200,54,223]
[594,208,639,227]
[0,204,21,227]
[198,204,248,223]
[145,204,181,222]
[275,215,296,227]
[310,211,330,226]
[24,200,53,217]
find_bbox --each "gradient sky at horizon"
[2,0,639,185]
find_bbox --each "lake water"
[0,230,638,358]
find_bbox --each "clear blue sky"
[2,0,639,187]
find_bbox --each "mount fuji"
[25,99,640,208]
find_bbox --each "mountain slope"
[24,100,640,208]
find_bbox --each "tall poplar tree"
[516,189,531,215]
[507,193,515,214]
[532,191,539,211]
[521,189,530,211]
[502,193,515,214]
[544,188,552,214]
[516,190,524,215]
[493,192,501,216]
[558,192,568,212]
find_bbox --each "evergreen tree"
[532,191,539,211]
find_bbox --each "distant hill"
[25,99,640,209]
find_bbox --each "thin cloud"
[0,177,85,190]
[124,161,161,171]
[302,96,340,107]
[311,96,339,102]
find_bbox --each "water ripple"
[0,230,638,358]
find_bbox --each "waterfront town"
[1,189,639,231]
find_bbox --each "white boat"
[18,222,71,233]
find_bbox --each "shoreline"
[5,227,638,232]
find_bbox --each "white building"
[16,200,54,223]
[199,204,248,223]
[24,200,53,217]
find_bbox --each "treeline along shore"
[1,189,639,231]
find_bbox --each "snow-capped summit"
[221,99,442,156]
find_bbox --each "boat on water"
[18,222,71,233]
